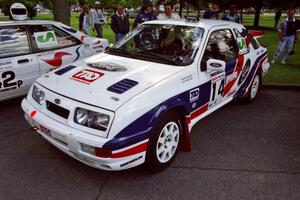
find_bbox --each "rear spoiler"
[249,30,264,38]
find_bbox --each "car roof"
[143,19,244,29]
[0,20,60,26]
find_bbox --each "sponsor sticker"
[181,75,193,83]
[120,156,143,167]
[189,88,199,102]
[34,31,58,48]
[237,38,248,55]
[58,40,73,47]
[71,69,104,84]
[0,59,13,71]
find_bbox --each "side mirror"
[207,59,226,72]
[237,38,249,55]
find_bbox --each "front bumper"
[21,98,147,171]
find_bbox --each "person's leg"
[272,37,288,62]
[95,23,103,38]
[282,35,295,62]
[289,39,296,55]
[83,24,90,36]
[115,33,124,42]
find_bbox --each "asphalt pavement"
[0,88,299,200]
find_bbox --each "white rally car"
[22,19,270,171]
[0,20,108,101]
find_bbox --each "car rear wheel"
[245,72,262,103]
[145,111,182,171]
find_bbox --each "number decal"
[210,78,225,107]
[0,71,23,92]
[2,71,17,88]
[218,79,225,95]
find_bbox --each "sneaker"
[271,59,276,64]
[281,60,286,64]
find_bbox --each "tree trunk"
[53,0,70,26]
[240,7,243,24]
[186,3,190,15]
[179,0,184,18]
[253,3,263,28]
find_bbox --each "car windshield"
[107,24,204,66]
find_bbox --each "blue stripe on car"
[103,81,211,150]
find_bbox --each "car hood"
[37,53,184,111]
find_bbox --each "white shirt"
[91,8,107,25]
[157,13,180,20]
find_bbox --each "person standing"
[111,4,130,42]
[271,9,300,64]
[79,5,91,36]
[133,0,157,29]
[91,1,107,38]
[203,3,221,20]
[157,2,180,20]
[222,5,241,23]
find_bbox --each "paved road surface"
[0,89,299,200]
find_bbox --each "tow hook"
[28,126,39,132]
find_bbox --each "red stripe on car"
[111,142,148,158]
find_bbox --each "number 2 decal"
[0,71,23,92]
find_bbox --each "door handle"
[17,59,29,64]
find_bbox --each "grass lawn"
[0,13,299,85]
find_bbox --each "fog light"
[81,143,96,156]
[81,144,112,158]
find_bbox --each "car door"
[0,25,40,101]
[28,24,83,75]
[201,28,239,109]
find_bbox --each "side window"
[249,34,260,50]
[29,24,81,52]
[234,28,259,50]
[0,26,30,58]
[201,29,238,70]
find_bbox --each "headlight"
[32,85,45,105]
[74,108,110,131]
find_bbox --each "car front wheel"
[145,111,182,171]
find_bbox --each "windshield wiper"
[131,51,180,66]
[108,48,134,57]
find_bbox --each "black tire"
[244,71,262,104]
[145,111,182,172]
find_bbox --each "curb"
[262,84,300,90]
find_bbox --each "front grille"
[46,101,70,119]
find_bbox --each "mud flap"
[180,118,191,152]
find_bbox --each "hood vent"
[54,65,76,75]
[107,79,138,94]
[87,62,127,72]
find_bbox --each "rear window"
[0,26,30,58]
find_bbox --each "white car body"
[0,20,108,101]
[22,19,270,171]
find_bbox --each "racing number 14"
[210,79,225,103]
